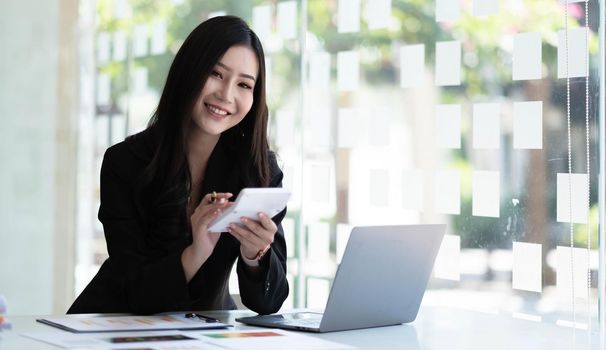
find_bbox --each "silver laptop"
[236,224,446,333]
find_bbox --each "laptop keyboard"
[282,318,321,327]
[279,312,322,328]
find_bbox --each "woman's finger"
[256,212,277,232]
[199,207,223,227]
[199,192,233,206]
[192,202,233,234]
[228,223,266,248]
[239,217,274,245]
[195,193,232,217]
[239,217,262,234]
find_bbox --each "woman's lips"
[205,103,231,120]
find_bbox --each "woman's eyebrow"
[216,61,256,82]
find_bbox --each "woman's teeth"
[207,104,228,115]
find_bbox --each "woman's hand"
[189,192,233,256]
[182,192,233,282]
[228,212,277,262]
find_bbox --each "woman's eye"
[239,82,252,90]
[211,70,222,78]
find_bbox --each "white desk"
[0,306,600,349]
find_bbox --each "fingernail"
[219,198,226,204]
[258,212,266,218]
[240,217,247,223]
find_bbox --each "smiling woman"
[67,16,289,315]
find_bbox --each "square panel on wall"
[306,278,330,309]
[512,242,542,292]
[337,108,359,148]
[308,52,331,90]
[400,44,425,88]
[282,217,296,258]
[434,234,460,281]
[112,30,127,61]
[97,32,110,64]
[435,41,461,86]
[435,170,460,215]
[436,104,461,149]
[252,5,272,42]
[367,109,391,147]
[402,169,424,211]
[369,169,390,207]
[513,32,542,80]
[435,0,460,22]
[96,74,111,106]
[556,173,589,223]
[513,101,543,149]
[473,0,499,16]
[277,1,297,40]
[366,0,391,30]
[303,160,335,220]
[337,51,360,91]
[306,222,330,261]
[275,109,296,149]
[472,171,500,218]
[132,25,149,58]
[150,20,167,55]
[556,246,589,299]
[306,109,332,149]
[338,0,360,33]
[557,28,588,78]
[473,103,500,149]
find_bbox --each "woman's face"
[191,45,259,136]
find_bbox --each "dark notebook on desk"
[236,224,446,333]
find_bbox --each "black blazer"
[68,129,289,315]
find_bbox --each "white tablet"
[207,188,291,233]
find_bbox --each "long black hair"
[140,16,270,203]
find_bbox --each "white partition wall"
[0,0,78,315]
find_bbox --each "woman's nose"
[216,82,234,103]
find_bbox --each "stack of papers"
[22,329,354,349]
[36,314,230,333]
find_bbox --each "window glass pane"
[63,0,604,328]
